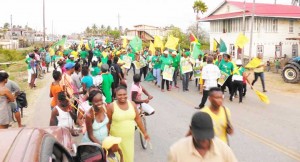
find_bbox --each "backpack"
[16,91,28,108]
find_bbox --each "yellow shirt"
[254,62,264,73]
[201,106,231,144]
[71,51,79,59]
[168,136,237,162]
[49,48,55,56]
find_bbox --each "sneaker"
[161,89,165,92]
[167,89,171,91]
[263,90,267,92]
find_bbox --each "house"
[126,24,172,41]
[200,1,300,60]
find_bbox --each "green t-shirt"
[91,66,101,76]
[66,59,75,63]
[102,73,114,103]
[219,61,234,75]
[128,52,136,61]
[172,55,180,70]
[94,49,101,57]
[215,59,225,66]
[160,55,173,71]
[101,56,108,64]
[152,56,161,69]
[26,57,32,69]
[80,51,88,59]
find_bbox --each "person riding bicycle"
[130,74,155,116]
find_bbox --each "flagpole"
[249,0,255,59]
[241,0,246,62]
[43,0,46,47]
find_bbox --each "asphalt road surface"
[24,71,300,162]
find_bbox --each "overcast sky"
[0,0,290,34]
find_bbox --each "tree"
[3,23,10,29]
[85,27,91,36]
[100,25,105,35]
[91,24,98,36]
[187,23,209,43]
[193,0,208,38]
[108,30,121,40]
[106,26,111,32]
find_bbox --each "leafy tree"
[106,26,111,32]
[187,23,209,43]
[108,30,121,40]
[3,23,10,29]
[91,24,98,35]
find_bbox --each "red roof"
[201,1,300,21]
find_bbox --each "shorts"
[10,102,19,113]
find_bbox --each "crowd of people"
[0,38,270,161]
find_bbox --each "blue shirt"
[81,75,94,90]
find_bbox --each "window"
[257,45,264,56]
[292,44,298,57]
[229,44,235,57]
[289,20,294,33]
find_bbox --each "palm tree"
[91,24,98,36]
[85,27,91,36]
[193,0,208,38]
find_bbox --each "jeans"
[182,73,190,91]
[230,80,243,102]
[127,63,136,75]
[140,65,148,79]
[161,79,170,90]
[221,75,233,95]
[170,69,179,86]
[252,72,266,91]
[199,90,209,108]
[153,68,161,86]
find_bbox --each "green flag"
[129,36,142,53]
[192,42,202,59]
[52,37,67,48]
[90,37,95,49]
[219,38,227,53]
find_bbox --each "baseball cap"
[172,51,177,55]
[163,50,169,54]
[102,136,122,150]
[64,62,75,69]
[185,51,191,56]
[69,55,74,58]
[190,112,214,140]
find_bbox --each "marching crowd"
[0,38,269,161]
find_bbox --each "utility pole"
[52,20,53,41]
[10,15,13,40]
[43,0,46,47]
[117,13,121,31]
[249,0,256,59]
[241,0,246,61]
[274,0,276,4]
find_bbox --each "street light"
[43,0,46,47]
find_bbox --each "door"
[275,45,282,58]
[292,44,298,57]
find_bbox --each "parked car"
[0,127,106,162]
[281,56,300,83]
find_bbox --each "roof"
[201,1,300,21]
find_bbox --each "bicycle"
[139,108,148,149]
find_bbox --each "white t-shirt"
[202,64,221,90]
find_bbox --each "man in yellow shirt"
[201,87,234,144]
[251,53,267,92]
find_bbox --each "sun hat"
[190,112,214,140]
[102,136,122,150]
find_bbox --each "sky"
[0,0,290,35]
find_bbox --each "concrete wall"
[213,3,243,15]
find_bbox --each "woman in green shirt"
[101,64,114,103]
[160,50,173,92]
[152,51,162,88]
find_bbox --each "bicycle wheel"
[139,115,148,149]
[11,109,16,122]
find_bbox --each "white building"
[126,24,172,41]
[201,1,300,60]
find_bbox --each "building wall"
[209,18,300,61]
[213,3,243,15]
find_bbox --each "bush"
[0,48,32,62]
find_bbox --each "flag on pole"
[245,57,262,69]
[122,37,128,48]
[219,38,227,53]
[90,37,95,49]
[154,36,163,48]
[189,33,199,43]
[235,33,249,48]
[77,38,83,51]
[254,88,270,104]
[192,42,203,59]
[213,39,220,52]
[85,43,91,51]
[149,41,155,55]
[165,35,179,50]
[52,37,67,49]
[129,36,142,53]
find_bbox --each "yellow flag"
[235,33,249,48]
[245,57,262,69]
[85,43,91,51]
[78,38,83,51]
[122,37,128,48]
[154,36,163,48]
[254,89,270,104]
[149,41,155,55]
[213,39,219,51]
[165,35,179,50]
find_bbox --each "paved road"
[24,71,300,162]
